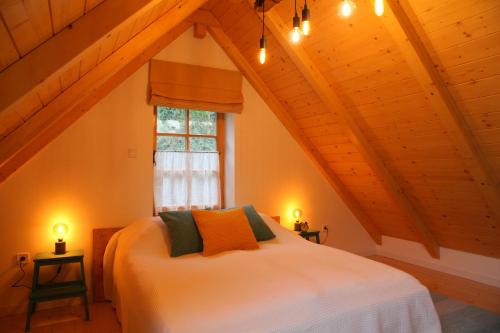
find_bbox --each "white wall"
[0,28,375,316]
[377,237,500,288]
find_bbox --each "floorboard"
[0,302,121,333]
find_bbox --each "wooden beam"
[255,0,282,12]
[0,0,206,182]
[0,0,164,114]
[264,10,439,258]
[245,0,282,12]
[193,23,207,38]
[186,8,220,26]
[206,15,382,245]
[381,0,500,223]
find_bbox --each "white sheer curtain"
[154,151,221,214]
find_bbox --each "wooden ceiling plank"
[85,0,105,13]
[381,0,500,224]
[0,109,23,138]
[0,17,18,70]
[0,0,207,182]
[264,8,440,258]
[204,11,383,245]
[0,0,53,56]
[0,0,167,116]
[50,0,86,33]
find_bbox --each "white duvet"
[104,215,441,333]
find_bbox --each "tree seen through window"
[156,107,218,152]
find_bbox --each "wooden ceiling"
[0,0,499,258]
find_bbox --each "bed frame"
[92,215,280,302]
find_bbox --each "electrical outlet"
[16,252,30,265]
[322,224,329,232]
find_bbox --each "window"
[153,107,224,213]
[155,107,219,152]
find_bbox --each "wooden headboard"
[92,215,280,302]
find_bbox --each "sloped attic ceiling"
[0,0,499,258]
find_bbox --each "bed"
[97,214,441,333]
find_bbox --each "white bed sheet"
[104,215,441,333]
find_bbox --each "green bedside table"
[25,250,89,331]
[298,230,321,244]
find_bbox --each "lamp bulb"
[375,0,384,16]
[52,222,69,242]
[302,20,310,36]
[338,0,356,18]
[293,209,302,219]
[259,47,266,64]
[289,27,302,44]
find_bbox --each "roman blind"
[149,60,243,113]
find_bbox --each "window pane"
[157,136,186,151]
[189,110,216,135]
[157,107,186,134]
[189,137,217,152]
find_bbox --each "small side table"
[299,230,320,244]
[25,250,89,331]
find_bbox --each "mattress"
[104,215,441,333]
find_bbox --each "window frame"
[153,106,225,207]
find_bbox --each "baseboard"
[370,255,500,314]
[376,247,500,288]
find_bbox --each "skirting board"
[370,255,500,314]
[376,240,500,288]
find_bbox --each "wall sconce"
[293,208,303,231]
[52,222,69,255]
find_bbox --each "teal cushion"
[159,205,275,257]
[241,205,275,241]
[159,211,202,257]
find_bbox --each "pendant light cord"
[262,0,265,38]
[294,0,298,15]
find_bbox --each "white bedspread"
[104,215,441,333]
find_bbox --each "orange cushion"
[192,208,259,256]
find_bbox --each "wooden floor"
[370,255,500,314]
[0,303,121,333]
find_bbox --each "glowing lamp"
[338,0,356,18]
[301,2,311,36]
[374,0,384,16]
[293,209,303,231]
[52,223,69,255]
[289,14,302,44]
[259,36,267,64]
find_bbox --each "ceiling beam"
[204,11,382,244]
[0,0,207,183]
[263,9,439,258]
[252,0,282,12]
[0,0,166,115]
[381,0,500,224]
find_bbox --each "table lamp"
[52,222,69,255]
[293,209,303,231]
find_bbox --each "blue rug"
[431,292,500,333]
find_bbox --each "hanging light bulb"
[259,36,267,64]
[301,0,310,36]
[337,0,356,18]
[289,0,302,44]
[289,15,302,43]
[374,0,384,16]
[258,0,267,64]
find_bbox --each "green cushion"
[241,205,276,241]
[159,211,202,257]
